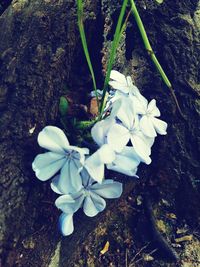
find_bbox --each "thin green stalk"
[77,0,100,113]
[130,0,184,118]
[100,0,129,115]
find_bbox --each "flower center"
[83,189,90,197]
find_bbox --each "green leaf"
[59,96,69,116]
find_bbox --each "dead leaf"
[89,98,99,116]
[100,241,110,255]
[175,235,193,243]
[166,213,177,219]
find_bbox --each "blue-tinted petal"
[107,163,138,177]
[85,161,105,184]
[54,160,82,194]
[80,168,94,187]
[59,213,74,236]
[55,191,84,214]
[107,124,130,153]
[106,146,140,176]
[85,145,115,183]
[51,175,63,194]
[83,192,106,217]
[115,146,140,169]
[130,135,151,164]
[91,119,114,146]
[67,146,89,166]
[38,126,69,153]
[90,180,123,199]
[32,152,66,181]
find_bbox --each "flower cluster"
[32,70,167,236]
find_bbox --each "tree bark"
[0,0,200,266]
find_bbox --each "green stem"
[100,0,129,115]
[130,0,184,117]
[77,0,100,113]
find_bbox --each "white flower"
[84,144,116,183]
[90,116,141,177]
[109,70,139,95]
[139,99,168,138]
[52,168,123,236]
[107,99,153,164]
[32,126,89,193]
[108,70,148,115]
[91,117,115,146]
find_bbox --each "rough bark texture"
[0,0,200,266]
[0,0,101,266]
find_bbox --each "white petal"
[84,152,105,183]
[91,180,123,199]
[97,144,116,164]
[147,99,160,117]
[85,145,115,182]
[140,116,157,138]
[50,175,63,194]
[32,152,66,181]
[91,119,114,146]
[152,117,167,135]
[136,93,148,106]
[109,81,130,94]
[110,70,127,84]
[115,98,135,129]
[130,135,151,164]
[106,146,140,176]
[32,152,64,170]
[127,77,140,95]
[91,121,105,146]
[130,95,146,115]
[38,126,69,153]
[59,213,74,236]
[55,160,83,194]
[107,124,130,152]
[115,146,140,169]
[67,145,89,156]
[126,76,133,87]
[55,192,84,214]
[107,163,138,177]
[66,147,87,168]
[80,168,94,187]
[83,192,106,217]
[109,97,126,118]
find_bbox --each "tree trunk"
[0,0,199,266]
